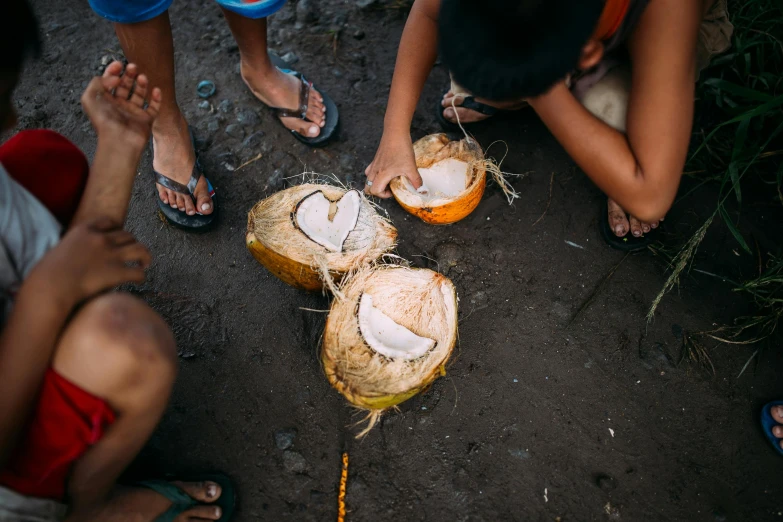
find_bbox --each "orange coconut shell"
[390,134,486,225]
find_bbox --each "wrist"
[18,270,78,315]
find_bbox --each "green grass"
[648,0,783,356]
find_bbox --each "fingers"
[113,63,138,101]
[104,229,137,247]
[146,87,162,118]
[118,242,152,269]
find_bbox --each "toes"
[170,481,221,504]
[641,222,651,234]
[157,185,170,205]
[443,107,456,122]
[182,192,196,216]
[175,193,188,212]
[771,405,783,424]
[194,177,214,215]
[181,504,222,520]
[607,210,629,237]
[650,219,659,229]
[629,215,643,237]
[773,425,783,438]
[284,117,321,138]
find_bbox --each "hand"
[27,218,151,307]
[80,62,162,152]
[364,132,422,198]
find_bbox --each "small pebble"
[281,51,299,65]
[242,131,265,149]
[353,29,365,40]
[225,124,245,139]
[198,100,210,110]
[218,99,233,113]
[274,428,297,450]
[207,120,220,133]
[237,109,261,127]
[282,450,308,474]
[356,0,376,8]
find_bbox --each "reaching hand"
[364,132,423,198]
[28,218,151,307]
[80,61,162,152]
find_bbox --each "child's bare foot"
[241,61,326,138]
[152,116,213,216]
[441,90,528,124]
[607,197,662,238]
[90,480,223,521]
[771,405,783,451]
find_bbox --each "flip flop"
[153,127,217,231]
[136,473,236,522]
[761,401,783,456]
[267,54,339,147]
[435,94,499,133]
[599,201,660,252]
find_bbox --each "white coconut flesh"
[358,293,436,360]
[403,158,470,202]
[295,190,361,252]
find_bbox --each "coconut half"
[246,184,397,291]
[295,190,361,252]
[358,293,436,360]
[322,266,458,434]
[390,134,486,225]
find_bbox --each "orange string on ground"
[592,0,631,41]
[337,452,349,522]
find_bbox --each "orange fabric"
[592,0,631,41]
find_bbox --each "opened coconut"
[390,133,486,225]
[322,266,458,434]
[246,184,397,291]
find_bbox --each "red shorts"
[0,130,116,501]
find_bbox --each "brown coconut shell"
[390,134,486,225]
[246,184,397,291]
[321,266,458,432]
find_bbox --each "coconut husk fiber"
[321,265,458,436]
[246,183,397,293]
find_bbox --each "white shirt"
[0,163,61,324]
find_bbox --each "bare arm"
[529,0,701,222]
[365,0,441,197]
[71,62,161,228]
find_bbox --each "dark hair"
[0,0,41,72]
[438,0,603,100]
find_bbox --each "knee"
[53,293,177,409]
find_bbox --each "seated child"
[0,1,232,520]
[364,0,732,250]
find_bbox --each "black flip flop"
[435,94,499,133]
[135,473,236,522]
[599,201,660,252]
[154,127,217,231]
[268,54,339,147]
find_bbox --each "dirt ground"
[17,0,783,520]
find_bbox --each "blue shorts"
[89,0,287,23]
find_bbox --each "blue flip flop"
[268,54,339,147]
[761,401,783,456]
[136,473,236,522]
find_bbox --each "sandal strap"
[271,72,311,121]
[154,161,202,197]
[460,96,499,116]
[135,480,198,522]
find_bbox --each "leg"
[221,9,326,137]
[112,14,213,216]
[50,294,221,521]
[772,405,783,452]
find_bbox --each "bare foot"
[607,197,662,238]
[771,405,783,451]
[441,91,528,124]
[241,61,325,138]
[153,116,214,217]
[90,480,223,521]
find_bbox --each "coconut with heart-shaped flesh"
[246,184,397,291]
[390,133,486,225]
[321,265,458,434]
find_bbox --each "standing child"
[0,1,233,520]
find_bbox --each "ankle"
[152,112,188,141]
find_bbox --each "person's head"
[1,0,41,132]
[439,0,605,101]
